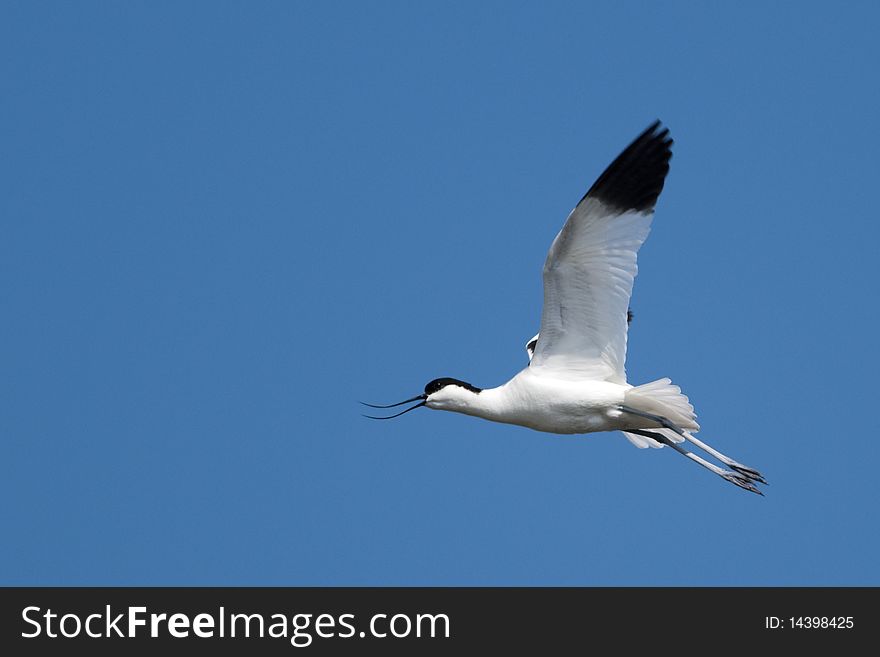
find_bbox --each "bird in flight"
[365,122,766,495]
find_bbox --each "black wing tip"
[583,120,673,213]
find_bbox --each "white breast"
[472,368,631,434]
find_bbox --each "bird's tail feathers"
[622,430,660,449]
[622,427,681,449]
[623,378,700,435]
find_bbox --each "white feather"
[530,198,652,383]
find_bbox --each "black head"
[361,377,482,420]
[424,377,482,396]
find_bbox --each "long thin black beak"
[360,394,426,409]
[360,394,428,420]
[362,401,426,420]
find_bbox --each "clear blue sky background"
[3,1,879,585]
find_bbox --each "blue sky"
[3,1,879,585]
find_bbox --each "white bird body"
[427,371,631,434]
[427,369,698,435]
[366,122,766,494]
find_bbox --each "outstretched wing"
[529,122,672,383]
[525,310,632,362]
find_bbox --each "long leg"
[628,430,763,495]
[679,432,766,484]
[620,404,767,485]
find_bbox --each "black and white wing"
[529,121,672,383]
